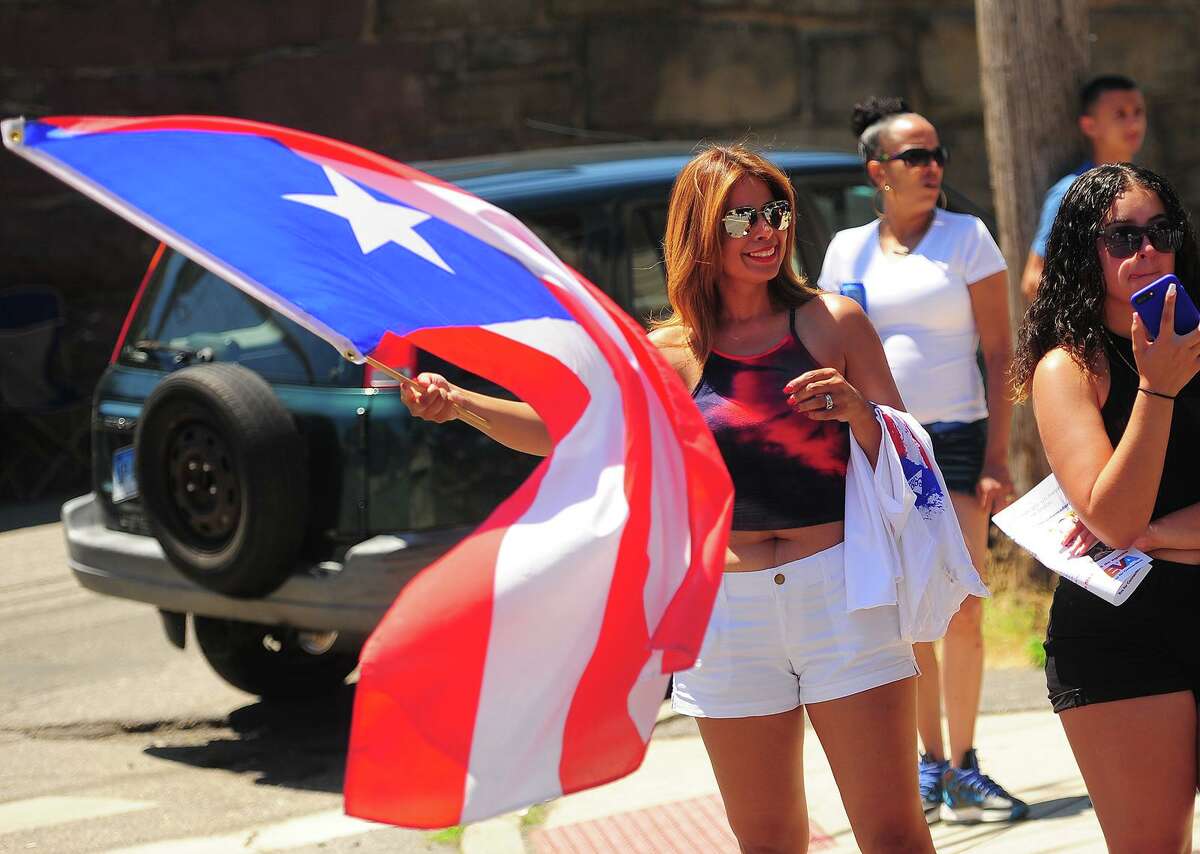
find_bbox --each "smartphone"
[1130,274,1200,339]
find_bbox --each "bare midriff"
[725,520,844,572]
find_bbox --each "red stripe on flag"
[344,326,590,827]
[344,520,516,828]
[110,242,166,364]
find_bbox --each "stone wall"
[1,0,1198,494]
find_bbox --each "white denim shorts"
[672,542,918,718]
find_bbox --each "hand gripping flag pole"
[361,355,489,430]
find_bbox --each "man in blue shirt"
[1019,75,1146,300]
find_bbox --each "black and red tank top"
[693,308,850,531]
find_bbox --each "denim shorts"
[671,543,919,718]
[924,418,988,495]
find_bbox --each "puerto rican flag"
[879,410,946,521]
[3,116,733,827]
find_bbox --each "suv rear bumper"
[63,493,465,636]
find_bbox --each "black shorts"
[1044,559,1200,713]
[924,418,987,494]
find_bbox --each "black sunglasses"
[1097,221,1184,258]
[876,146,948,168]
[721,199,792,238]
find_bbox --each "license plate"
[112,446,139,504]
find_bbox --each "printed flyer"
[992,474,1152,606]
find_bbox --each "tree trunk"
[975,0,1089,498]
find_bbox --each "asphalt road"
[0,495,1048,853]
[0,496,452,853]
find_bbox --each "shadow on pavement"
[1030,794,1092,820]
[143,685,357,793]
[933,794,1094,850]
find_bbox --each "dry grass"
[981,533,1055,668]
[427,825,464,845]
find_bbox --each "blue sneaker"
[941,749,1030,823]
[918,753,950,824]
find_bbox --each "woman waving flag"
[3,115,733,828]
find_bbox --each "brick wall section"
[1,0,1198,397]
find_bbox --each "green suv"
[62,142,985,698]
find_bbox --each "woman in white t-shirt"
[817,96,1023,825]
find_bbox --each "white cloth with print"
[817,209,1006,424]
[843,405,989,642]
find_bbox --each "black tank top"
[1101,330,1200,519]
[692,309,850,530]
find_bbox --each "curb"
[457,702,680,854]
[461,812,525,854]
[455,679,1045,853]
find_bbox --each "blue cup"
[839,281,867,313]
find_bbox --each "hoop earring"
[938,188,948,210]
[873,186,890,219]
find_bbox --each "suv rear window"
[117,252,359,386]
[627,203,670,324]
[798,178,876,236]
[519,209,587,272]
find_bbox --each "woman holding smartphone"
[817,96,1024,824]
[1012,163,1200,851]
[404,144,938,852]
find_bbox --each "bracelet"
[1138,386,1177,401]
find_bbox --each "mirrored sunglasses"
[1098,222,1183,259]
[876,146,948,168]
[721,199,792,239]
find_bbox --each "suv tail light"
[111,242,167,364]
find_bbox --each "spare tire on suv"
[135,364,308,597]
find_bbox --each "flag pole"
[363,355,490,430]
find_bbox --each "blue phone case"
[1130,274,1200,339]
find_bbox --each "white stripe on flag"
[636,362,693,640]
[461,317,628,822]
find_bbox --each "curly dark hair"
[1012,163,1200,399]
[852,95,912,161]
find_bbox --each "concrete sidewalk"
[462,669,1200,853]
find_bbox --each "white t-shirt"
[817,209,1006,424]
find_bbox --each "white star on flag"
[284,166,454,274]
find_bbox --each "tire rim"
[165,419,241,546]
